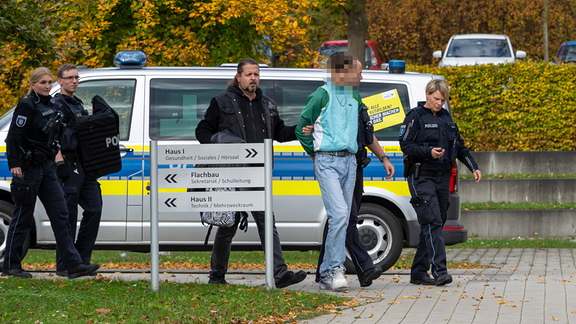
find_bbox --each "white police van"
[0,52,467,272]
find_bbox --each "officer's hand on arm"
[431,147,445,159]
[473,169,482,183]
[302,125,313,136]
[10,167,22,179]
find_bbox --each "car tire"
[0,200,31,270]
[344,203,403,274]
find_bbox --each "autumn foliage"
[409,61,576,151]
[0,0,323,112]
[367,0,576,64]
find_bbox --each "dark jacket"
[52,93,89,153]
[195,85,296,144]
[399,102,478,172]
[6,91,60,169]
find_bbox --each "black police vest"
[52,94,88,152]
[413,107,460,169]
[75,95,122,180]
[26,98,59,148]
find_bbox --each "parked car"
[0,52,467,273]
[555,41,576,64]
[433,34,526,67]
[314,40,387,69]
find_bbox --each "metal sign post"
[264,139,274,288]
[150,141,160,292]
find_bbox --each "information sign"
[158,167,264,189]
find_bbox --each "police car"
[0,52,467,273]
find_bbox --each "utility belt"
[407,163,451,179]
[315,150,353,157]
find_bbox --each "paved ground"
[32,248,576,323]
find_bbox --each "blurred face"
[425,90,446,114]
[31,74,53,96]
[331,62,361,87]
[58,69,79,96]
[236,64,259,97]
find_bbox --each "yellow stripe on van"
[99,181,128,195]
[273,145,402,153]
[272,180,409,196]
[274,145,306,152]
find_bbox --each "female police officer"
[1,67,99,278]
[399,79,481,286]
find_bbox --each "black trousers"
[407,173,451,280]
[56,161,103,271]
[315,167,374,282]
[3,161,83,271]
[210,211,288,281]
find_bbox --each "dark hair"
[228,58,259,86]
[327,52,355,73]
[57,63,77,78]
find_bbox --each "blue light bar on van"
[114,50,147,69]
[388,60,406,74]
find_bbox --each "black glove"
[55,161,70,183]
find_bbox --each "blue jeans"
[314,153,357,277]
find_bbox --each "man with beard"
[195,58,306,288]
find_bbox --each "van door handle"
[119,145,134,157]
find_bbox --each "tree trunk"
[543,0,549,62]
[347,0,368,69]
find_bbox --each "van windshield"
[447,38,511,58]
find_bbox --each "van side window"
[273,81,323,126]
[149,79,271,140]
[358,82,409,140]
[75,79,136,140]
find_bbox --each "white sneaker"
[319,267,349,292]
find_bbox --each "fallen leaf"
[552,316,559,321]
[368,314,373,318]
[95,308,111,313]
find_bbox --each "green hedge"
[408,61,576,151]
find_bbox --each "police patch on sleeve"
[16,115,27,127]
[399,125,406,136]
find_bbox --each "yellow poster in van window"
[364,89,405,131]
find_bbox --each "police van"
[0,52,467,273]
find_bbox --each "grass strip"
[462,201,576,210]
[451,236,576,249]
[0,277,351,323]
[20,250,482,271]
[460,173,576,179]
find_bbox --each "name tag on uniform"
[42,109,55,116]
[424,124,439,128]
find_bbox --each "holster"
[403,155,413,178]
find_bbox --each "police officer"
[1,67,99,278]
[52,64,103,277]
[399,79,481,286]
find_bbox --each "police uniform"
[399,102,479,283]
[2,91,98,278]
[315,104,382,287]
[52,93,103,273]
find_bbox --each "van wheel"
[344,203,403,274]
[0,201,31,270]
